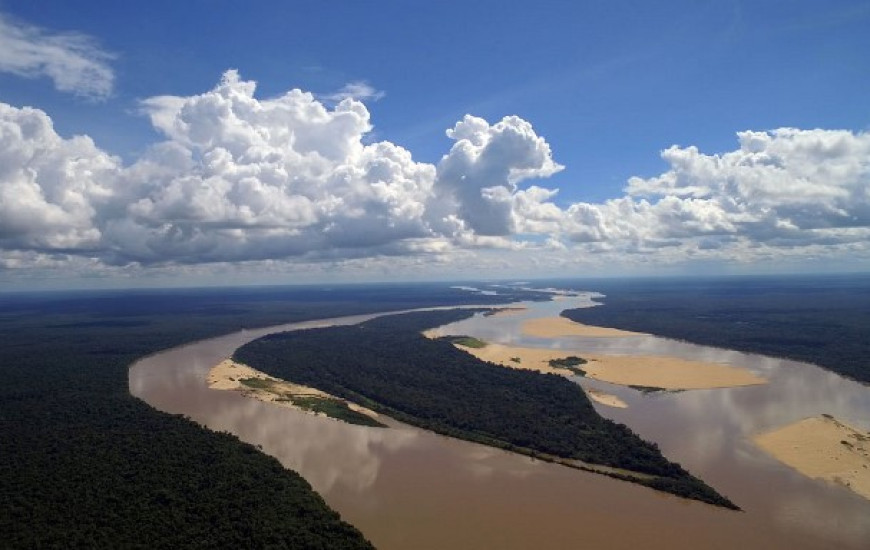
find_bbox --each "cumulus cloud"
[1,68,869,281]
[614,128,870,248]
[0,13,115,99]
[119,70,435,264]
[0,103,118,251]
[433,115,563,236]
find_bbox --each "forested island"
[235,309,737,509]
[559,275,870,383]
[0,284,540,547]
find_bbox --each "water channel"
[129,292,870,549]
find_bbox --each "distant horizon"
[3,269,869,295]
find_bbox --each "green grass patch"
[290,396,386,428]
[443,335,487,348]
[239,377,275,390]
[548,356,587,375]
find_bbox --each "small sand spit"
[586,389,628,409]
[754,415,870,501]
[523,316,645,339]
[208,359,379,419]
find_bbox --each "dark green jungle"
[559,274,870,384]
[0,284,538,548]
[235,310,736,509]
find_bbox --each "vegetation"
[0,284,540,547]
[548,356,587,375]
[235,310,737,509]
[239,376,275,390]
[559,274,870,383]
[446,335,488,348]
[288,397,386,428]
[239,377,385,427]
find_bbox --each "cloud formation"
[1,70,868,281]
[0,13,114,99]
[562,128,870,253]
[321,81,385,103]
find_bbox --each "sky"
[0,0,869,289]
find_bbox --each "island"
[234,309,738,509]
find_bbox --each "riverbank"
[523,316,645,338]
[208,359,383,426]
[754,415,870,501]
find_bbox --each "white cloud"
[321,81,385,103]
[118,70,437,264]
[0,103,118,251]
[616,128,870,247]
[0,13,115,99]
[433,115,563,236]
[1,69,869,282]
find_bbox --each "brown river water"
[129,293,870,549]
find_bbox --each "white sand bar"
[523,316,645,338]
[754,415,870,501]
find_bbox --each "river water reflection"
[130,294,870,549]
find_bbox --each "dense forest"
[558,274,870,383]
[0,284,537,548]
[235,310,737,509]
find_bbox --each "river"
[129,293,870,549]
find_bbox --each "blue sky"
[0,1,869,288]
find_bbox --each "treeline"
[235,310,737,509]
[1,284,534,548]
[559,275,870,383]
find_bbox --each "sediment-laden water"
[129,294,870,549]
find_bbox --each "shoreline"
[523,316,646,338]
[754,415,870,501]
[208,359,382,423]
[453,339,766,391]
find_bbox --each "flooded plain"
[129,293,870,549]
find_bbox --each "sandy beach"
[208,359,379,419]
[460,342,584,375]
[523,316,645,338]
[456,341,765,391]
[754,415,870,501]
[580,354,766,390]
[486,307,527,318]
[586,389,628,408]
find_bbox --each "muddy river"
[129,293,870,549]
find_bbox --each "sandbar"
[486,307,528,318]
[453,342,631,408]
[586,389,628,408]
[523,316,645,338]
[455,341,765,391]
[459,342,584,376]
[754,415,870,501]
[208,359,379,419]
[580,354,766,390]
